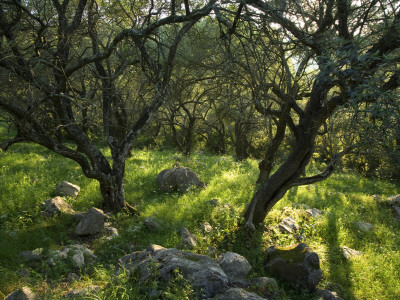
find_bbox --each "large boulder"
[265,243,322,291]
[75,207,105,236]
[55,181,80,198]
[156,164,205,192]
[42,196,75,217]
[118,244,228,298]
[217,252,252,284]
[210,288,267,300]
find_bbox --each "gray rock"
[211,288,267,300]
[144,217,162,231]
[180,227,197,249]
[156,165,205,192]
[392,206,400,220]
[217,252,251,284]
[265,243,322,291]
[18,250,41,262]
[247,277,278,290]
[202,222,213,233]
[42,196,75,216]
[71,212,86,221]
[5,287,35,300]
[48,244,96,268]
[75,207,105,236]
[356,221,373,232]
[306,208,327,218]
[65,286,100,298]
[55,181,80,198]
[278,217,299,234]
[318,289,343,300]
[118,244,228,298]
[341,247,362,260]
[66,272,79,283]
[388,194,400,206]
[206,199,220,207]
[104,227,118,239]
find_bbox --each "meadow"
[1,133,400,299]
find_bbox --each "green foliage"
[1,133,400,299]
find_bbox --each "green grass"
[1,131,400,299]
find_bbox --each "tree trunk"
[99,172,126,211]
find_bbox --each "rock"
[202,222,213,233]
[55,181,80,198]
[318,289,343,300]
[247,277,278,290]
[42,196,75,216]
[66,273,79,283]
[341,247,362,260]
[48,244,96,268]
[265,243,322,291]
[356,221,373,232]
[306,208,327,218]
[278,217,299,234]
[118,244,228,298]
[75,207,105,236]
[211,288,267,300]
[392,206,400,220]
[217,252,251,284]
[144,217,162,231]
[180,227,197,249]
[65,286,100,298]
[388,194,400,206]
[18,250,41,262]
[156,165,205,192]
[5,287,35,300]
[71,212,86,221]
[206,199,220,207]
[104,227,118,240]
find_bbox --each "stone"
[118,244,229,298]
[265,243,322,291]
[75,207,105,236]
[144,217,162,231]
[18,250,41,262]
[65,286,100,298]
[206,199,220,207]
[55,181,80,198]
[356,221,373,232]
[104,227,118,239]
[306,208,327,218]
[341,247,362,260]
[180,227,197,249]
[66,272,79,283]
[42,196,75,216]
[217,252,251,284]
[278,217,299,233]
[156,165,205,192]
[71,212,86,221]
[5,287,35,300]
[388,194,400,206]
[202,222,213,233]
[211,288,267,300]
[318,289,343,300]
[48,244,96,268]
[247,277,278,290]
[392,206,400,220]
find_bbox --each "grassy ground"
[1,132,400,299]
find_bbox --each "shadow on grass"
[325,213,355,300]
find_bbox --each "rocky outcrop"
[41,196,75,217]
[55,181,80,198]
[75,207,105,236]
[118,244,228,298]
[217,252,252,284]
[157,165,205,192]
[48,244,96,268]
[210,288,267,300]
[265,243,322,291]
[5,287,36,300]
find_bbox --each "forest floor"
[1,135,400,299]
